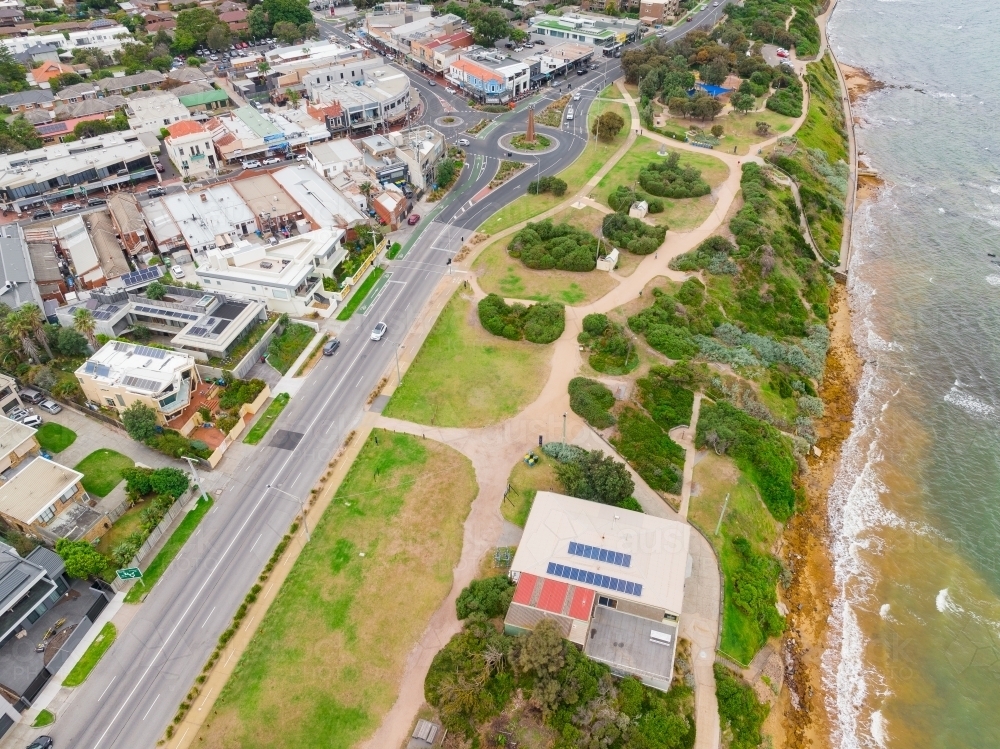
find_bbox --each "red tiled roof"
[536,579,569,614]
[218,10,247,21]
[450,57,503,84]
[512,573,537,605]
[214,132,237,147]
[166,120,207,138]
[569,586,594,621]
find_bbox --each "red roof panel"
[569,586,595,621]
[537,579,570,614]
[512,573,537,605]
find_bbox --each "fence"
[46,616,94,675]
[105,498,129,523]
[206,384,271,468]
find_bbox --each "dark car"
[32,210,52,220]
[576,68,587,75]
[26,737,54,749]
[147,187,166,198]
[322,338,341,356]
[88,198,106,206]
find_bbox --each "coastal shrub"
[507,219,598,272]
[553,449,635,507]
[578,314,638,374]
[628,279,724,361]
[218,378,266,410]
[729,536,786,640]
[602,212,667,255]
[568,377,616,429]
[541,441,588,464]
[639,151,711,199]
[477,294,565,344]
[455,575,515,619]
[526,176,567,196]
[696,401,797,521]
[637,365,695,431]
[671,235,738,274]
[611,407,684,495]
[714,663,769,749]
[766,81,803,117]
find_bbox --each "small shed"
[629,200,648,219]
[596,247,619,272]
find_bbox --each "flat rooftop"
[0,417,36,460]
[586,604,677,685]
[0,456,83,525]
[78,339,194,394]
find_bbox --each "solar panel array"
[121,375,163,392]
[132,305,200,321]
[568,542,631,568]
[84,361,95,374]
[134,345,167,359]
[93,309,113,320]
[121,267,162,287]
[94,364,110,378]
[36,122,68,136]
[546,562,642,597]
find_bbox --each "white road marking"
[249,534,262,552]
[141,693,160,721]
[98,676,117,702]
[197,687,214,711]
[201,607,216,628]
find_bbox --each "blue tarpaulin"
[691,83,732,97]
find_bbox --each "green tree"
[590,109,625,141]
[149,467,190,497]
[73,307,97,349]
[469,8,510,47]
[262,0,312,27]
[56,327,89,357]
[285,88,300,107]
[273,20,300,44]
[176,7,220,45]
[55,539,109,579]
[248,5,271,40]
[118,41,154,74]
[122,402,159,442]
[455,576,515,619]
[145,281,166,300]
[510,27,528,43]
[731,91,756,114]
[172,29,199,56]
[19,303,53,360]
[0,46,28,95]
[755,120,771,136]
[0,114,40,153]
[4,307,41,364]
[48,72,84,93]
[206,23,232,51]
[298,21,318,40]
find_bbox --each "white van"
[566,106,574,121]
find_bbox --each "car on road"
[26,736,53,749]
[147,186,166,198]
[32,210,52,220]
[60,202,81,213]
[371,322,387,341]
[573,92,581,101]
[39,400,62,415]
[262,156,282,165]
[686,15,693,21]
[514,46,523,52]
[322,338,341,355]
[296,154,309,161]
[457,137,470,146]
[713,1,719,5]
[576,68,587,76]
[524,42,533,48]
[209,55,218,61]
[536,39,545,45]
[427,79,436,86]
[88,197,106,206]
[242,159,262,169]
[171,265,186,279]
[155,162,164,172]
[407,213,420,225]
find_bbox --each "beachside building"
[638,0,680,24]
[270,165,366,229]
[304,139,365,179]
[304,65,413,136]
[126,91,191,135]
[155,186,255,255]
[54,214,129,289]
[504,492,690,692]
[446,53,531,103]
[528,13,641,49]
[107,193,150,257]
[0,542,73,648]
[164,120,217,178]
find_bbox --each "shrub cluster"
[578,313,637,374]
[696,401,798,521]
[526,175,567,196]
[766,80,803,117]
[628,279,722,361]
[122,466,190,502]
[636,365,695,431]
[602,212,667,256]
[638,151,711,199]
[714,663,770,749]
[507,219,598,272]
[568,377,616,429]
[455,575,515,619]
[544,443,636,508]
[670,235,739,275]
[477,293,565,344]
[608,185,664,214]
[218,378,266,410]
[611,406,685,495]
[728,536,786,641]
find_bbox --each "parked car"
[20,414,41,428]
[536,39,545,45]
[39,400,62,415]
[370,322,387,341]
[296,154,308,161]
[576,68,587,76]
[155,162,164,172]
[457,138,470,146]
[427,80,436,86]
[171,265,186,279]
[25,736,53,749]
[407,213,420,225]
[322,338,341,355]
[242,160,262,169]
[7,408,28,422]
[262,157,281,165]
[60,202,81,213]
[19,388,43,404]
[32,210,52,220]
[147,187,166,198]
[88,198,106,206]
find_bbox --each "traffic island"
[500,131,558,154]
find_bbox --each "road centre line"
[201,607,216,628]
[97,676,116,702]
[141,694,159,721]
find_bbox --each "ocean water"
[824,1,1000,748]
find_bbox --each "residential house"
[11,43,60,68]
[164,119,217,178]
[107,193,150,256]
[0,374,24,417]
[35,113,114,145]
[373,186,406,228]
[0,8,26,27]
[54,214,129,289]
[75,340,201,423]
[65,24,133,55]
[126,91,191,134]
[0,89,53,113]
[638,0,680,23]
[31,61,75,85]
[177,88,231,114]
[219,9,248,33]
[0,542,72,649]
[0,223,45,310]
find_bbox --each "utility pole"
[182,455,202,489]
[267,484,311,541]
[395,343,403,383]
[714,493,730,536]
[562,412,566,443]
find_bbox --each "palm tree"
[19,303,53,361]
[5,309,40,365]
[359,181,373,212]
[74,307,98,350]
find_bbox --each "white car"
[262,157,282,165]
[171,265,186,279]
[20,414,41,428]
[371,322,387,341]
[514,46,523,52]
[296,154,309,161]
[242,160,262,169]
[39,400,62,415]
[457,138,470,146]
[573,92,581,101]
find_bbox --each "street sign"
[116,567,142,580]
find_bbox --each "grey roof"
[96,70,165,92]
[0,89,53,107]
[170,81,213,97]
[22,108,53,125]
[55,95,125,118]
[25,546,65,580]
[0,547,46,613]
[0,224,40,308]
[54,82,99,101]
[166,66,208,83]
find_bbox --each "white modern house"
[163,120,217,179]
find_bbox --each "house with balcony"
[164,120,216,179]
[0,542,72,651]
[194,229,346,315]
[0,416,108,544]
[75,340,201,424]
[304,66,412,136]
[447,54,531,103]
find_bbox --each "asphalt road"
[36,6,733,746]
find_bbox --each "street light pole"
[181,455,202,488]
[562,412,566,443]
[266,484,311,541]
[395,343,403,383]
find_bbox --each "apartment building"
[164,120,217,178]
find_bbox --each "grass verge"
[266,323,315,374]
[336,266,385,321]
[383,292,551,428]
[74,449,134,498]
[195,430,477,749]
[124,495,214,604]
[32,709,55,727]
[62,623,117,687]
[243,393,290,445]
[503,452,561,527]
[294,334,328,377]
[35,422,76,453]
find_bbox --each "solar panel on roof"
[568,541,631,568]
[122,267,162,287]
[84,361,95,374]
[95,364,110,378]
[546,562,642,597]
[121,375,162,391]
[188,326,208,337]
[36,122,68,136]
[106,304,120,313]
[134,345,166,359]
[114,341,130,352]
[92,310,113,320]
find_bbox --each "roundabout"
[433,115,465,129]
[499,131,559,155]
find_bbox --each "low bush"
[526,175,568,196]
[696,400,798,521]
[507,219,597,271]
[766,82,803,117]
[553,449,635,506]
[578,313,638,374]
[714,663,769,749]
[670,235,739,274]
[568,377,616,429]
[602,212,667,255]
[611,407,685,495]
[477,293,565,344]
[728,536,786,641]
[636,365,695,430]
[455,575,515,619]
[638,151,711,199]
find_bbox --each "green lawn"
[74,449,134,498]
[95,499,148,558]
[63,623,116,687]
[243,393,290,445]
[715,109,796,156]
[599,84,622,100]
[479,100,632,234]
[383,292,552,428]
[196,431,478,749]
[503,452,562,528]
[687,452,782,665]
[124,495,214,604]
[336,266,385,321]
[593,136,730,232]
[32,709,55,727]
[267,323,316,374]
[35,422,76,453]
[473,206,618,305]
